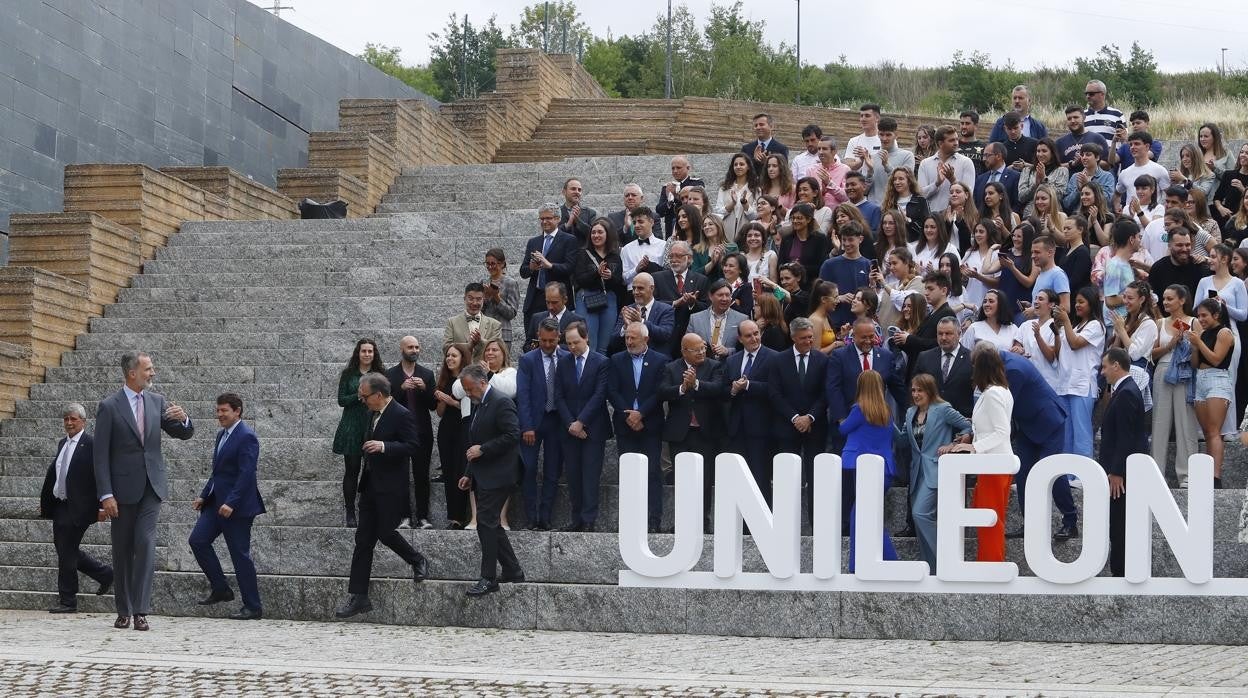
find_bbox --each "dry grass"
[1028,97,1248,141]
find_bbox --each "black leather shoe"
[499,570,526,584]
[1004,527,1025,539]
[334,594,373,618]
[465,578,500,597]
[48,604,76,614]
[96,577,113,596]
[229,607,263,620]
[894,525,916,538]
[447,521,464,530]
[412,556,429,583]
[197,589,235,605]
[582,522,596,533]
[560,523,583,532]
[1053,523,1079,541]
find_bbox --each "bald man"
[384,336,437,529]
[660,333,727,531]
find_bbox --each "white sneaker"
[465,522,477,530]
[1068,479,1083,490]
[398,518,411,529]
[417,518,434,530]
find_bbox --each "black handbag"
[581,250,609,311]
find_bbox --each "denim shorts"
[1195,368,1234,402]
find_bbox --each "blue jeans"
[1062,394,1095,458]
[576,290,619,354]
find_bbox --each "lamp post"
[795,0,801,105]
[1222,48,1229,77]
[664,0,673,99]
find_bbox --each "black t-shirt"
[959,139,987,175]
[1002,136,1038,166]
[1148,257,1212,301]
[1058,245,1092,295]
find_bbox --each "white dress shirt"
[53,431,83,500]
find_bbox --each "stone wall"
[0,0,428,246]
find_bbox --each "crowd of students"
[329,80,1245,575]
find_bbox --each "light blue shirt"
[630,352,645,409]
[1034,266,1070,301]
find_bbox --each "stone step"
[26,382,286,403]
[86,316,443,336]
[0,569,1240,643]
[128,264,487,289]
[99,297,475,324]
[397,153,730,177]
[151,239,532,264]
[72,329,446,360]
[1,524,1242,586]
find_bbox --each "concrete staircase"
[0,154,1246,643]
[491,97,955,163]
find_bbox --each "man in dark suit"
[652,241,708,356]
[39,404,112,614]
[524,282,584,349]
[457,364,525,596]
[724,321,778,504]
[335,374,429,619]
[742,113,790,176]
[189,393,265,620]
[767,318,829,519]
[385,335,437,529]
[608,321,669,532]
[95,351,193,632]
[656,156,705,237]
[1100,348,1147,577]
[1001,350,1079,541]
[559,178,598,243]
[662,333,728,530]
[553,322,612,532]
[913,317,974,418]
[896,272,956,357]
[828,319,907,428]
[973,142,1022,212]
[606,183,660,247]
[611,272,675,355]
[516,319,567,531]
[520,204,578,343]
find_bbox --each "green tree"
[428,14,511,100]
[359,44,440,98]
[946,51,1016,113]
[1075,42,1159,106]
[511,1,593,54]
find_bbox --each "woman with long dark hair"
[715,152,761,235]
[1054,286,1105,459]
[882,167,929,243]
[1018,137,1068,211]
[1189,298,1236,487]
[434,344,471,528]
[333,338,385,527]
[1150,285,1199,486]
[779,202,831,289]
[572,217,625,354]
[903,372,971,574]
[760,154,796,211]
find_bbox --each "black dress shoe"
[560,523,583,532]
[582,522,596,533]
[229,607,263,621]
[197,589,235,605]
[1004,527,1025,539]
[465,578,500,597]
[334,594,373,618]
[895,525,916,538]
[48,604,76,614]
[1053,523,1079,541]
[412,556,429,583]
[499,569,526,584]
[96,577,113,596]
[447,521,464,530]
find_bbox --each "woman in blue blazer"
[840,370,898,572]
[902,373,972,575]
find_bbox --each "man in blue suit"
[189,393,265,620]
[607,321,669,532]
[973,142,1022,212]
[1100,348,1147,577]
[767,317,829,518]
[827,319,906,527]
[516,318,567,531]
[553,321,612,532]
[1000,350,1079,540]
[519,204,579,344]
[612,272,675,354]
[724,320,778,504]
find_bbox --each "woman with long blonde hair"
[840,369,898,572]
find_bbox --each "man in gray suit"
[687,280,749,360]
[95,352,194,631]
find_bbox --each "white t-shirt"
[1057,320,1106,397]
[962,247,999,311]
[961,320,1019,352]
[1141,216,1170,262]
[843,134,882,171]
[1116,161,1170,206]
[1015,318,1061,385]
[908,240,960,276]
[790,149,820,180]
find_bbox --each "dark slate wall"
[0,0,431,260]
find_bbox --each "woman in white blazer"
[945,342,1014,562]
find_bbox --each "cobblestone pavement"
[1,610,1246,697]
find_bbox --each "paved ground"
[1,610,1246,697]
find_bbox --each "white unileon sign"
[617,452,1248,595]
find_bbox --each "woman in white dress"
[714,153,761,238]
[962,289,1018,351]
[960,218,1003,320]
[944,343,1014,562]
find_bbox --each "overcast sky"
[250,0,1246,73]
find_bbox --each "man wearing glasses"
[1083,80,1125,142]
[520,203,578,345]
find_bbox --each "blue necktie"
[576,353,584,382]
[743,352,754,378]
[216,428,229,456]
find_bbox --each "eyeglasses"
[357,392,373,400]
[1085,91,1102,96]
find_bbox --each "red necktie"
[676,274,685,295]
[862,352,870,371]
